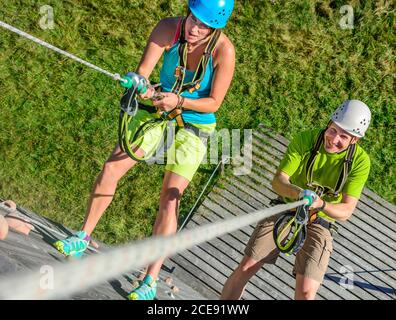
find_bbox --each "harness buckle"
[174,66,185,79]
[188,83,201,93]
[295,204,309,225]
[120,88,139,116]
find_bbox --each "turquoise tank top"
[159,42,216,124]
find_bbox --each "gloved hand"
[121,72,148,94]
[299,189,317,206]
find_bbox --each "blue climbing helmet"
[188,0,234,29]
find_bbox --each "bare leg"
[145,170,190,281]
[82,145,143,235]
[221,255,265,300]
[294,274,321,300]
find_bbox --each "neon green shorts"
[127,109,216,181]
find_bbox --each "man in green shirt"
[221,100,371,300]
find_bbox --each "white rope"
[0,20,125,82]
[0,203,99,253]
[0,199,307,300]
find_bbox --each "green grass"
[0,0,394,244]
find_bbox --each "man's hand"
[139,85,156,100]
[309,197,325,211]
[299,189,318,206]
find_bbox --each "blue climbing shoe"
[53,231,90,257]
[127,275,157,300]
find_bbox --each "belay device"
[273,195,315,256]
[118,72,175,163]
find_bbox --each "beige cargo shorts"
[244,214,333,282]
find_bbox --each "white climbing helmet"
[331,100,371,138]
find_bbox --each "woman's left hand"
[152,92,179,112]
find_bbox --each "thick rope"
[0,203,99,253]
[0,199,307,300]
[0,20,124,82]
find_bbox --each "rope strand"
[0,20,125,83]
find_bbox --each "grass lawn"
[0,0,394,244]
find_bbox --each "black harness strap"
[334,143,356,195]
[306,129,356,197]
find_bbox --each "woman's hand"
[139,85,155,100]
[152,92,179,112]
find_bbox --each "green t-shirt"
[278,129,370,220]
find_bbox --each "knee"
[237,257,263,277]
[298,289,316,300]
[102,160,122,181]
[296,282,318,300]
[159,188,183,212]
[161,187,183,202]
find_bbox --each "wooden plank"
[176,248,253,299]
[354,194,396,232]
[252,136,285,162]
[359,193,396,225]
[254,130,287,153]
[200,201,256,238]
[257,125,290,147]
[221,181,267,209]
[223,177,270,206]
[183,219,281,300]
[228,174,278,203]
[337,221,396,267]
[363,188,396,214]
[332,235,396,287]
[330,247,395,299]
[167,255,220,299]
[213,186,265,212]
[252,151,279,175]
[345,214,396,258]
[330,244,393,299]
[355,201,396,234]
[185,240,274,300]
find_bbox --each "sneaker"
[53,231,90,257]
[127,275,157,300]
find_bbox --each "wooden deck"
[164,126,396,300]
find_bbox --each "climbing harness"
[172,17,221,95]
[306,129,356,198]
[273,200,310,256]
[118,17,221,162]
[273,198,339,256]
